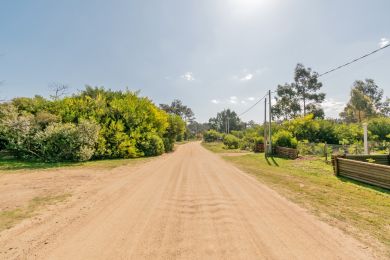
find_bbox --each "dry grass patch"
[0,194,71,231]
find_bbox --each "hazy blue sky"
[1,0,389,122]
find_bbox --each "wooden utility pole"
[363,123,368,154]
[264,98,268,155]
[268,90,272,154]
[225,119,227,134]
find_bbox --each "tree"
[353,79,383,111]
[209,109,243,133]
[187,121,209,138]
[272,83,301,120]
[159,99,195,123]
[294,63,325,116]
[272,63,325,119]
[340,87,376,123]
[381,97,390,117]
[49,83,69,100]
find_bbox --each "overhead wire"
[238,92,268,117]
[238,43,390,116]
[318,43,390,77]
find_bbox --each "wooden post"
[363,123,368,154]
[268,90,272,155]
[324,142,328,163]
[334,156,339,176]
[264,98,267,157]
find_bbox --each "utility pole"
[227,117,230,134]
[225,118,227,134]
[268,90,272,154]
[363,123,368,154]
[264,97,268,155]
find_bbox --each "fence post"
[388,152,390,165]
[324,142,328,163]
[334,156,339,176]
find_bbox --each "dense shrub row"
[203,113,390,151]
[0,87,186,162]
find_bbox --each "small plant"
[272,130,298,149]
[366,158,376,163]
[223,134,240,149]
[297,140,312,155]
[203,130,222,142]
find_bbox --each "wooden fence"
[333,156,390,190]
[344,154,389,165]
[274,146,299,159]
[254,143,265,153]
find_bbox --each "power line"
[238,43,390,117]
[318,43,390,77]
[239,92,268,117]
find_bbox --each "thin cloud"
[229,96,238,104]
[247,97,255,101]
[379,38,389,48]
[240,73,253,81]
[232,68,267,82]
[181,72,195,81]
[211,96,254,106]
[321,99,345,118]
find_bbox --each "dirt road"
[0,142,374,259]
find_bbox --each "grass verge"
[201,142,249,154]
[203,142,390,256]
[0,152,150,172]
[0,194,71,232]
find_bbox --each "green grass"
[0,194,71,231]
[202,142,249,154]
[0,153,149,172]
[203,142,390,256]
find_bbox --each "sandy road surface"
[0,142,374,259]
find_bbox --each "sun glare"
[227,0,269,16]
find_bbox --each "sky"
[0,0,389,122]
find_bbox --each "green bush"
[240,135,264,152]
[368,117,390,141]
[230,130,244,139]
[203,130,222,142]
[223,134,240,149]
[35,121,99,162]
[163,137,174,153]
[1,112,100,162]
[138,134,165,156]
[164,114,186,152]
[272,130,298,149]
[0,88,187,161]
[334,123,363,144]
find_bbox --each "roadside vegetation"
[0,87,190,163]
[203,113,390,155]
[202,142,390,255]
[203,65,389,157]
